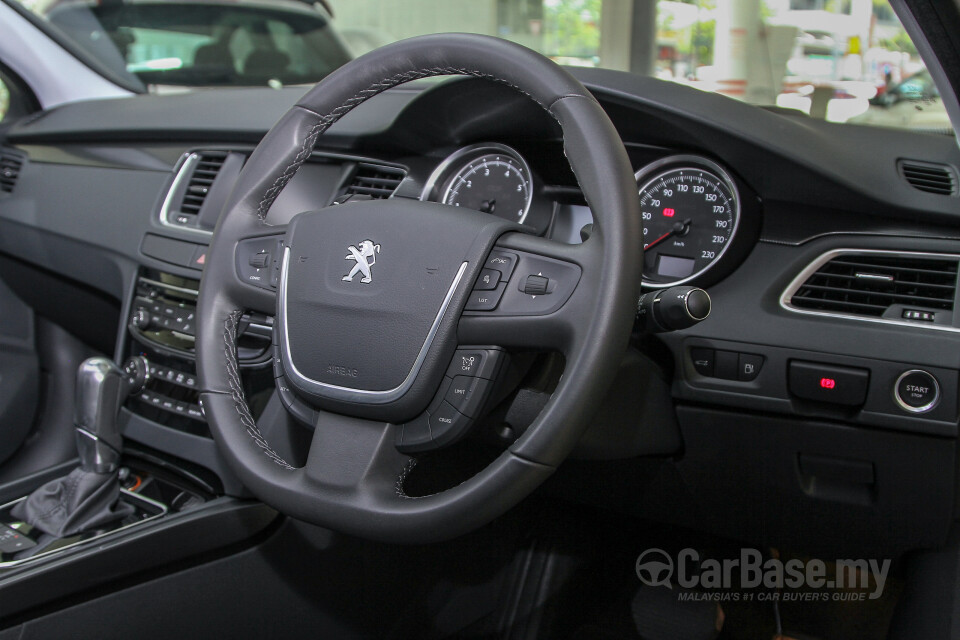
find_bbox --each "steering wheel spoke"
[227,228,286,315]
[302,411,409,497]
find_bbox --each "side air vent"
[784,251,958,324]
[180,151,228,215]
[343,163,406,199]
[898,160,957,196]
[0,150,24,194]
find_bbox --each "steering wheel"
[195,34,642,543]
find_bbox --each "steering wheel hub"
[278,199,520,419]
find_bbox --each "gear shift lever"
[75,357,148,473]
[11,356,148,538]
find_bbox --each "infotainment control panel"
[124,269,275,437]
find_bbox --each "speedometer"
[636,156,741,287]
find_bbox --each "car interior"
[1,0,960,638]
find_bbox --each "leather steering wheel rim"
[196,33,642,543]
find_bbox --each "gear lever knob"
[74,356,148,473]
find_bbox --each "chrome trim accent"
[420,143,534,224]
[894,369,941,414]
[635,155,741,289]
[139,277,199,298]
[0,490,168,569]
[75,428,121,473]
[158,152,214,238]
[779,248,960,333]
[855,272,895,282]
[682,287,711,321]
[278,247,468,404]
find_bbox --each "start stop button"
[894,370,940,413]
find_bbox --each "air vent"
[899,160,957,196]
[343,163,406,199]
[0,150,24,194]
[180,151,228,214]
[788,252,958,319]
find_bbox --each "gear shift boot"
[10,468,134,537]
[11,356,148,538]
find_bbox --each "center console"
[122,269,275,439]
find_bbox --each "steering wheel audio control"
[894,369,940,414]
[396,347,505,454]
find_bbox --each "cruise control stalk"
[637,286,711,333]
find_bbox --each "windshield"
[8,0,952,134]
[12,0,352,88]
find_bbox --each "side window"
[0,77,9,123]
[0,65,39,125]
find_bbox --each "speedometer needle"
[643,219,691,251]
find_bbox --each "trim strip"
[158,152,214,239]
[278,247,468,404]
[779,248,960,333]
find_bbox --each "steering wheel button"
[445,376,491,418]
[475,268,502,291]
[486,252,518,279]
[429,402,471,448]
[448,349,503,380]
[397,414,433,453]
[521,274,550,296]
[464,283,507,311]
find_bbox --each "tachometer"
[636,156,740,286]
[424,143,534,223]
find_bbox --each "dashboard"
[1,68,960,558]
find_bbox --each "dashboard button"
[715,350,739,380]
[690,348,715,377]
[789,361,870,407]
[895,370,940,413]
[738,353,764,381]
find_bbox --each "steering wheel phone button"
[738,353,764,381]
[475,268,502,290]
[895,370,940,413]
[445,376,491,418]
[690,348,715,377]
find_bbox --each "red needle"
[644,231,672,251]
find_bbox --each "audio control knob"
[132,308,151,330]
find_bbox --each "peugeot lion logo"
[342,239,380,284]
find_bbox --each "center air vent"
[343,163,406,200]
[180,151,228,215]
[785,251,958,323]
[899,160,957,196]
[0,149,24,194]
